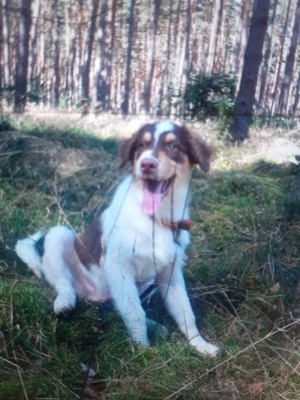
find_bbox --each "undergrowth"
[0,116,300,399]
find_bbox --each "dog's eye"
[138,141,147,149]
[168,142,178,151]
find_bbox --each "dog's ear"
[184,128,212,172]
[119,133,138,168]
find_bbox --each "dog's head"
[119,121,212,215]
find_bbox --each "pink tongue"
[142,185,163,216]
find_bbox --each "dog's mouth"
[142,177,175,216]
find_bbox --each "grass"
[0,114,300,399]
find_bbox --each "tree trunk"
[0,1,3,93]
[228,0,270,142]
[172,0,182,115]
[53,0,60,107]
[122,0,136,114]
[82,0,99,105]
[180,0,192,116]
[2,0,10,88]
[292,66,300,116]
[143,0,160,114]
[106,0,117,111]
[277,0,300,116]
[233,0,251,84]
[28,0,40,94]
[14,0,32,112]
[160,0,173,116]
[98,0,110,111]
[92,0,108,112]
[207,0,222,74]
[269,0,292,116]
[257,0,278,111]
[39,0,45,107]
[212,0,224,73]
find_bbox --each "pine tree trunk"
[172,0,182,115]
[14,0,32,112]
[257,0,278,111]
[0,1,3,93]
[228,0,270,142]
[82,0,99,106]
[28,0,40,94]
[143,0,160,114]
[68,0,77,107]
[39,0,45,108]
[277,0,300,116]
[122,0,136,114]
[53,0,60,107]
[180,0,192,116]
[233,0,251,84]
[98,0,110,111]
[212,0,224,73]
[270,0,292,116]
[292,67,300,116]
[160,0,173,116]
[2,0,10,88]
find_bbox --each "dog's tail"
[15,230,45,278]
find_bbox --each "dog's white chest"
[100,174,188,283]
[102,215,184,280]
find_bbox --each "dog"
[15,121,219,356]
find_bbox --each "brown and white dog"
[15,121,219,356]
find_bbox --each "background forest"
[1,0,300,133]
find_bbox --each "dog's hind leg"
[51,273,77,314]
[42,226,77,314]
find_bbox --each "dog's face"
[120,121,212,215]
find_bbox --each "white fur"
[16,226,109,314]
[15,230,44,278]
[153,121,174,146]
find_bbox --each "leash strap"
[80,301,113,399]
[80,283,157,398]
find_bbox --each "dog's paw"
[54,293,76,315]
[190,337,220,357]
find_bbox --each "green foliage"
[185,72,236,119]
[0,116,15,132]
[255,113,298,130]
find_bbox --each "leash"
[80,168,195,397]
[79,283,158,399]
[161,169,196,303]
[79,301,113,399]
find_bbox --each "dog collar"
[161,219,192,231]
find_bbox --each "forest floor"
[1,112,300,399]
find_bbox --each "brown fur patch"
[142,132,152,142]
[74,218,102,268]
[165,132,177,143]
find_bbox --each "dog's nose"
[141,158,158,176]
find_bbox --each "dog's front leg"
[158,266,219,356]
[105,267,149,347]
